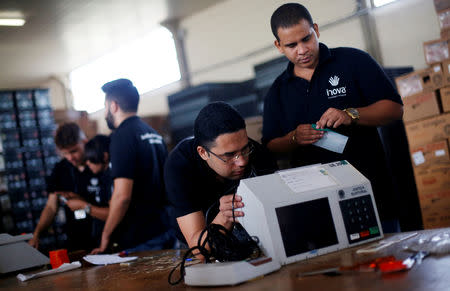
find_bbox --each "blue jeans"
[124,229,177,253]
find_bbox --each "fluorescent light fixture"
[0,18,26,26]
[373,0,396,7]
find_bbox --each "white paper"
[313,131,348,154]
[278,166,337,193]
[412,151,425,165]
[17,261,81,282]
[83,254,138,265]
[435,149,446,157]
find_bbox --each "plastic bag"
[404,231,450,255]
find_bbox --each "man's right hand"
[28,234,39,249]
[293,124,324,145]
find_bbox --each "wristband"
[291,130,296,144]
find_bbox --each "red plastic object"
[378,261,408,273]
[49,249,70,269]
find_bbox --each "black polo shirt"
[164,137,278,241]
[46,159,110,251]
[109,116,169,250]
[262,43,402,221]
[90,168,112,246]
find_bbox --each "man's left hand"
[65,199,87,211]
[316,108,352,129]
[219,194,244,223]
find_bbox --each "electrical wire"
[168,168,260,285]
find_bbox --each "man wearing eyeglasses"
[164,102,278,248]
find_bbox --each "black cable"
[168,166,261,285]
[168,221,261,285]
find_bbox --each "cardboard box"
[410,140,450,168]
[438,8,450,31]
[434,0,450,12]
[440,86,450,112]
[442,29,450,39]
[424,38,450,65]
[405,113,450,149]
[418,188,450,229]
[395,65,445,97]
[413,163,450,193]
[402,91,442,123]
[442,60,450,84]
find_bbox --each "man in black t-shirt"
[262,4,404,232]
[29,123,110,251]
[164,102,278,248]
[92,78,173,254]
[84,134,113,246]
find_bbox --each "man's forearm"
[34,206,57,236]
[101,194,130,241]
[356,100,403,126]
[90,205,109,221]
[267,130,297,153]
[34,194,58,236]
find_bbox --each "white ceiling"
[0,0,223,89]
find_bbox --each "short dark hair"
[194,102,246,148]
[102,78,139,112]
[85,135,110,164]
[271,3,314,41]
[55,122,86,149]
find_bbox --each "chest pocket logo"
[87,177,101,196]
[326,75,347,99]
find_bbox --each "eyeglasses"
[205,143,254,164]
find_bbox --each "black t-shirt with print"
[46,159,111,250]
[109,116,169,250]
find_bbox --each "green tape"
[311,124,332,132]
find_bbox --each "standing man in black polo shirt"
[164,102,277,248]
[29,123,110,251]
[92,78,174,254]
[262,3,403,232]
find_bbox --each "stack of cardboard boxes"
[395,0,450,229]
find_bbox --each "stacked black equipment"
[168,81,259,144]
[253,56,289,113]
[0,89,63,253]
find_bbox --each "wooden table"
[2,229,450,290]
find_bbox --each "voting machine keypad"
[339,195,380,244]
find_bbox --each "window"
[373,0,397,7]
[70,26,180,113]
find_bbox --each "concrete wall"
[374,0,440,69]
[73,0,437,124]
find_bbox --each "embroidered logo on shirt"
[140,132,163,144]
[88,177,101,195]
[326,75,347,99]
[329,76,339,86]
[90,178,99,186]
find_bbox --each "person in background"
[29,123,109,251]
[164,102,278,249]
[84,134,113,246]
[262,3,403,232]
[91,78,175,254]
